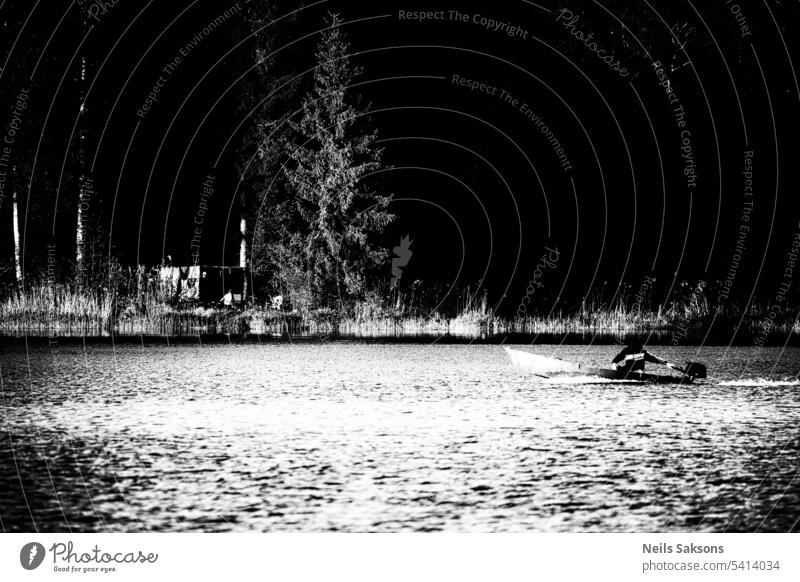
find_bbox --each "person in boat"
[612,344,667,374]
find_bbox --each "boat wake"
[719,378,800,387]
[547,376,644,385]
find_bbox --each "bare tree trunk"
[12,187,22,286]
[240,217,248,302]
[75,187,84,272]
[75,54,88,285]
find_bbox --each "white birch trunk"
[76,192,84,267]
[75,55,87,281]
[12,188,22,285]
[240,217,248,302]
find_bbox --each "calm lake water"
[1,341,798,532]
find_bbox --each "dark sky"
[2,0,800,313]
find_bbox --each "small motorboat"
[504,347,706,384]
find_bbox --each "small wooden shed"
[159,265,246,304]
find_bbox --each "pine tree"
[283,14,392,308]
[236,0,306,301]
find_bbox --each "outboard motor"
[684,362,707,379]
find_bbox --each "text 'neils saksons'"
[643,543,724,554]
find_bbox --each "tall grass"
[0,276,797,338]
[0,283,112,332]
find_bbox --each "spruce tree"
[283,14,392,308]
[236,1,305,298]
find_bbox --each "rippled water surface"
[1,342,798,532]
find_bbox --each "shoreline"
[1,325,798,346]
[2,282,798,344]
